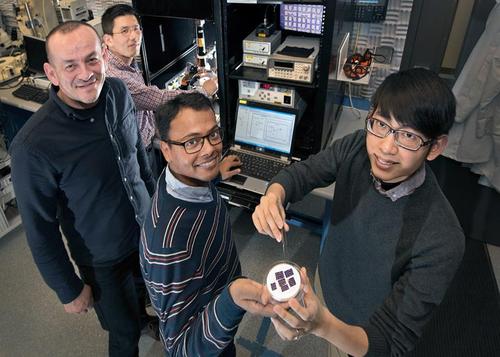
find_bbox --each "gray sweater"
[272,130,465,356]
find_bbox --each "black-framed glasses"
[166,127,223,154]
[112,25,142,36]
[365,117,434,151]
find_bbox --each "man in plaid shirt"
[102,4,222,179]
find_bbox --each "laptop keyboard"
[228,150,288,181]
[12,84,49,104]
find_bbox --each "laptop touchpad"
[230,174,247,185]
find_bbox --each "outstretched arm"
[271,268,369,357]
[166,278,276,356]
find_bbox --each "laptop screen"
[235,102,296,155]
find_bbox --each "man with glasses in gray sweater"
[252,68,465,357]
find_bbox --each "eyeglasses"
[112,25,142,36]
[166,127,223,154]
[365,117,434,151]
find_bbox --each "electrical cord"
[370,50,386,63]
[347,82,362,120]
[0,76,25,90]
[26,75,51,89]
[263,5,277,25]
[352,24,386,66]
[8,46,21,56]
[353,22,361,53]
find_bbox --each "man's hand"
[220,155,241,180]
[229,278,279,317]
[63,284,94,314]
[252,183,289,241]
[201,77,218,97]
[271,268,369,356]
[270,268,326,341]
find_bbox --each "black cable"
[372,53,386,62]
[263,4,278,25]
[263,5,271,25]
[369,48,387,63]
[0,76,25,90]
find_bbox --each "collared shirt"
[372,164,426,202]
[9,78,155,304]
[105,51,207,147]
[164,165,214,202]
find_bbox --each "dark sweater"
[10,78,154,303]
[272,130,465,357]
[140,172,243,356]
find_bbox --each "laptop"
[224,100,299,195]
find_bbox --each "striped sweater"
[140,172,243,356]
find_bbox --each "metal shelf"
[0,199,21,238]
[229,63,318,89]
[0,154,21,238]
[0,210,21,238]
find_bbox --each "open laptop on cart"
[224,100,301,196]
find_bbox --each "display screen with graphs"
[235,103,296,154]
[280,4,324,35]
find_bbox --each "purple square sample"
[266,262,302,302]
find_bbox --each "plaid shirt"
[106,51,206,147]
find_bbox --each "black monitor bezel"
[23,35,48,75]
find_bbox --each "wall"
[348,0,414,100]
[86,0,131,17]
[442,0,474,70]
